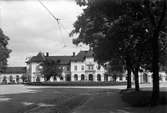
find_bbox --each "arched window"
[89,74,93,81]
[74,74,78,81]
[81,74,85,80]
[97,74,101,81]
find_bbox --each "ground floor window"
[97,74,101,81]
[81,74,85,80]
[89,74,93,81]
[104,74,108,81]
[74,74,78,81]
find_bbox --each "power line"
[38,0,69,48]
[38,0,61,24]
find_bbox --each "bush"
[25,81,127,86]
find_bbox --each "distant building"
[0,67,26,84]
[26,51,114,82]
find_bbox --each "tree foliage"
[40,58,62,81]
[0,28,11,72]
[72,0,167,105]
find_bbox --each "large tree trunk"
[133,67,140,91]
[151,29,160,106]
[127,65,132,89]
[126,56,132,89]
[144,0,166,106]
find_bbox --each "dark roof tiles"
[26,51,94,64]
[3,67,26,74]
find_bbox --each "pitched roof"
[26,51,94,64]
[72,51,94,61]
[45,56,74,65]
[2,67,26,74]
[26,52,45,63]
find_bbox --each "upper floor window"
[81,65,84,70]
[74,65,77,71]
[88,65,94,70]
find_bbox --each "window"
[104,74,108,81]
[97,74,101,81]
[74,65,77,71]
[87,65,94,70]
[81,65,84,70]
[81,74,85,80]
[74,74,78,81]
[90,65,94,70]
[89,74,93,81]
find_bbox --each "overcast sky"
[0,0,88,66]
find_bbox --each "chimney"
[46,52,49,57]
[73,52,75,57]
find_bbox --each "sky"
[0,0,88,66]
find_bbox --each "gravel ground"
[0,84,166,113]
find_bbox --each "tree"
[0,28,11,72]
[71,0,150,91]
[143,0,167,105]
[72,0,134,89]
[21,74,28,83]
[72,0,167,104]
[40,58,62,81]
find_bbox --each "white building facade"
[26,51,112,82]
[26,51,167,83]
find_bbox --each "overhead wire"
[38,0,69,48]
[38,0,61,23]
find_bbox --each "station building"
[26,51,114,82]
[26,51,167,84]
